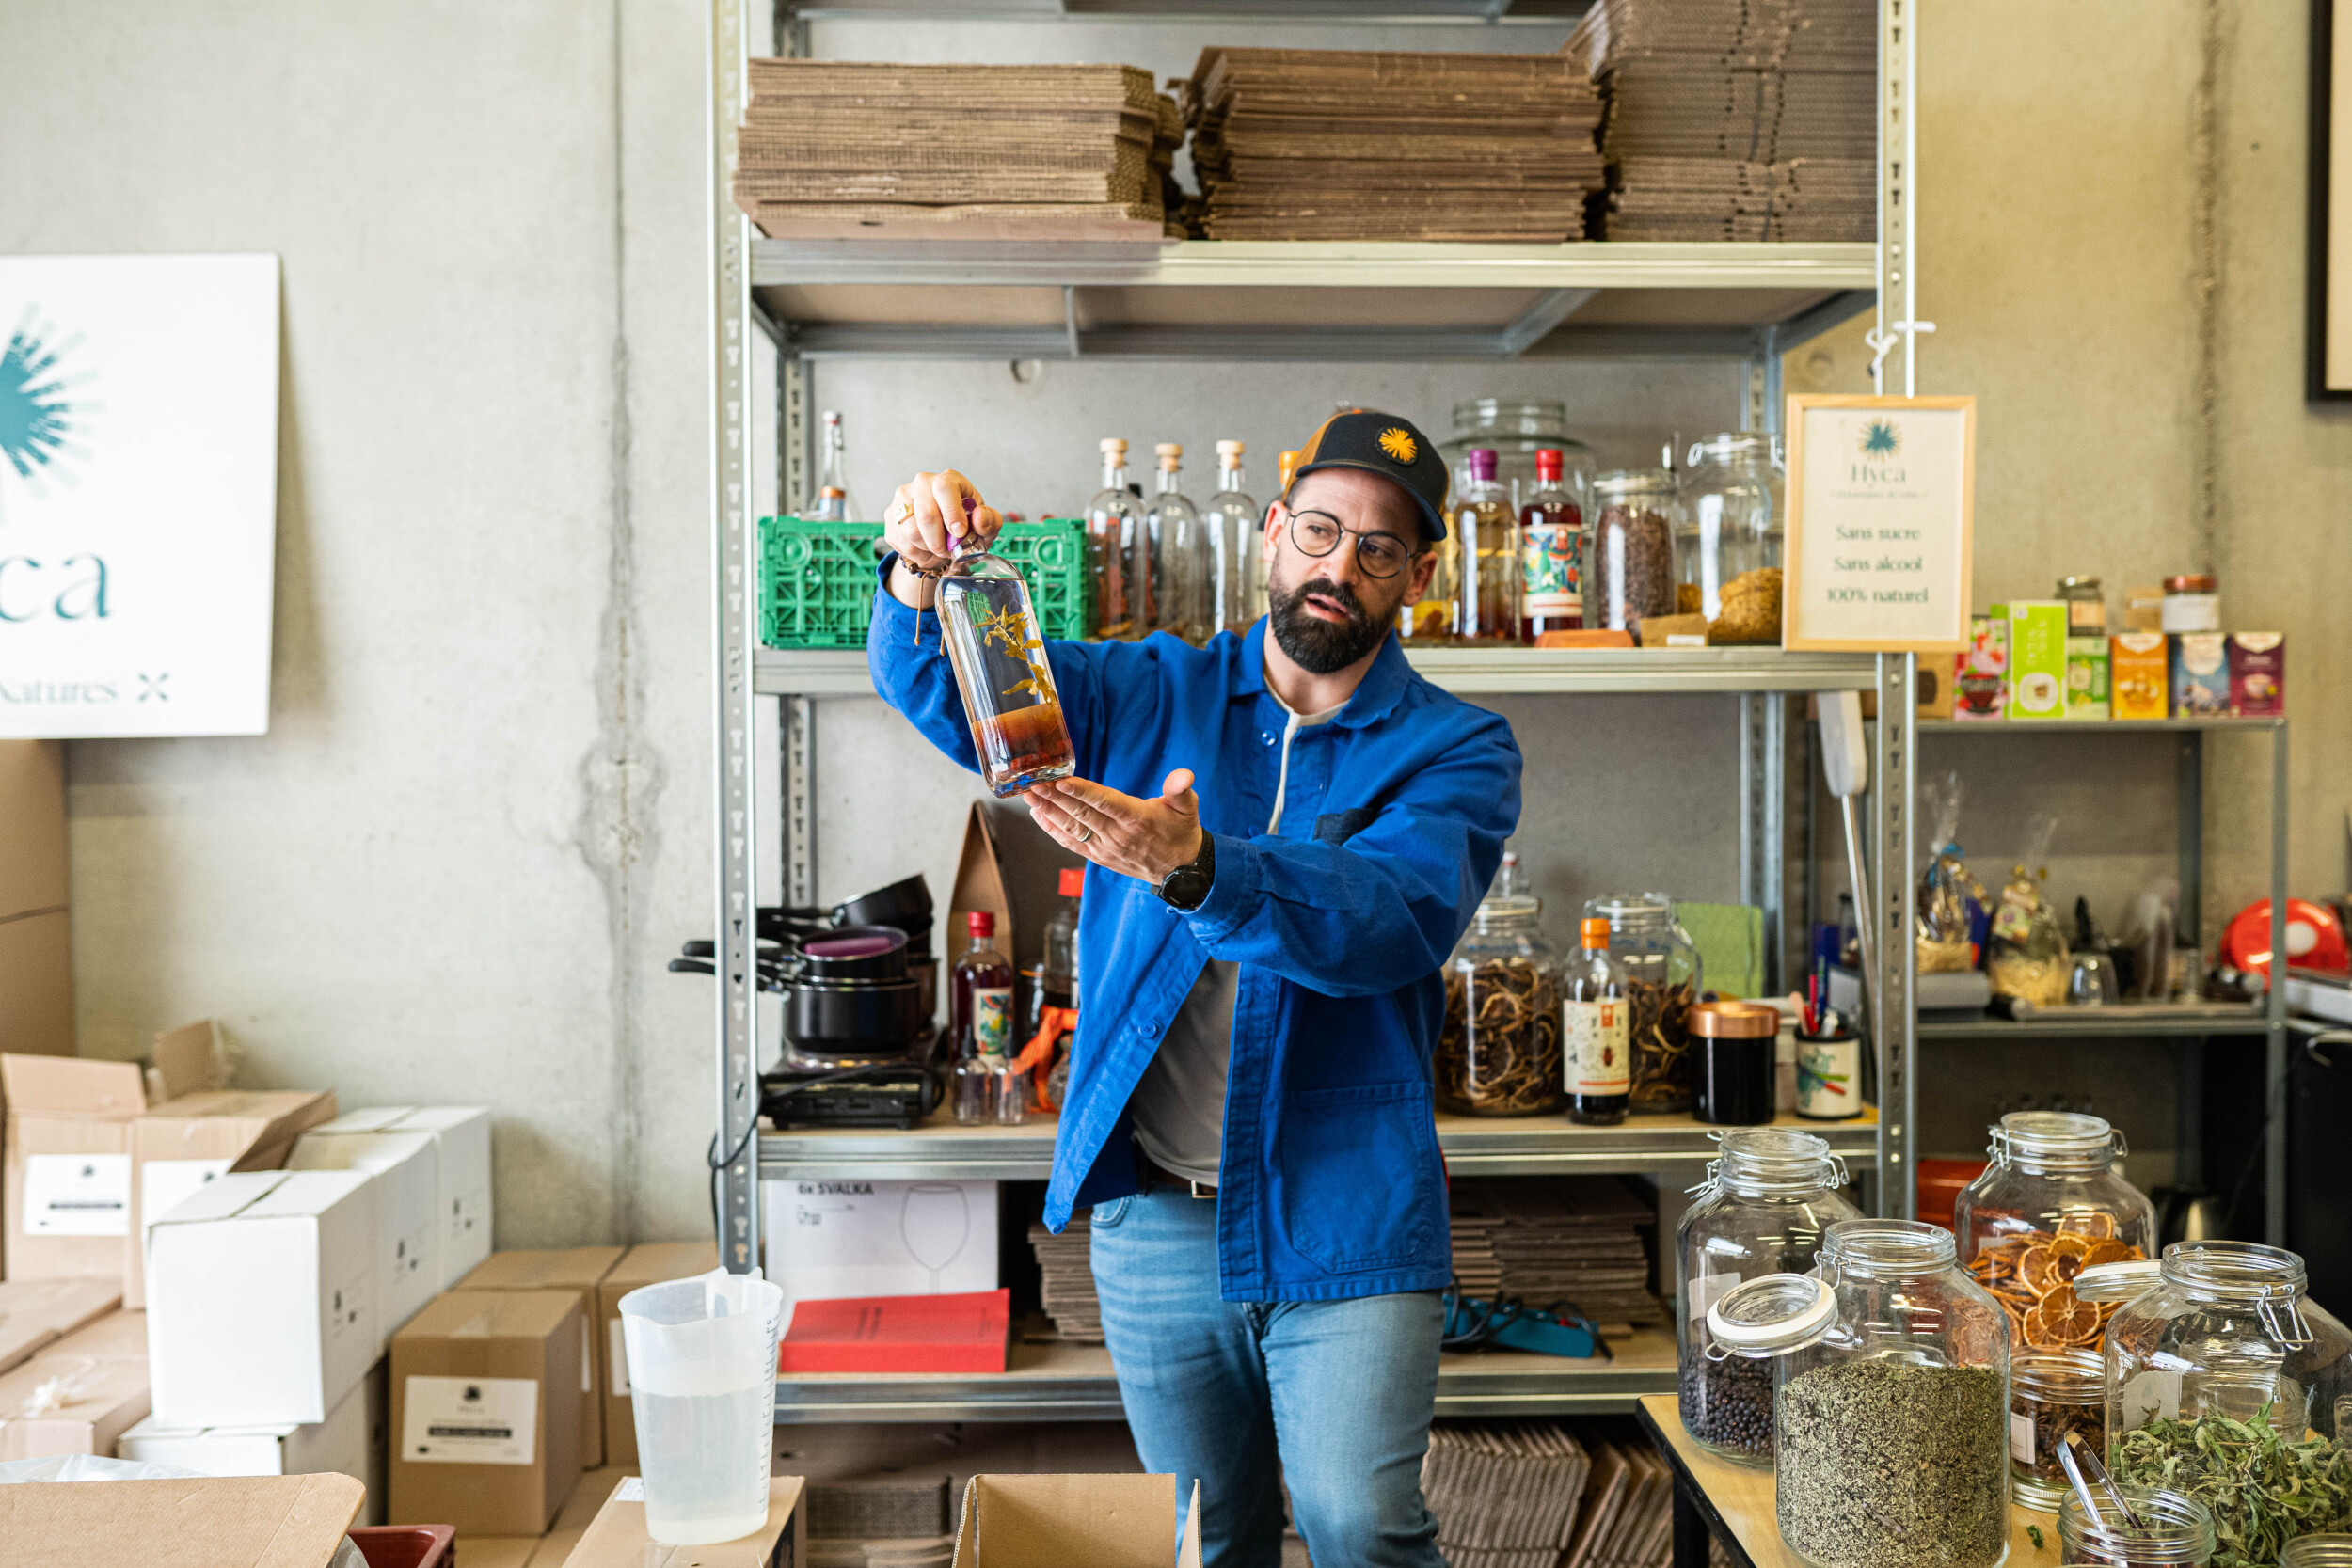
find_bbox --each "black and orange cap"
[1285,409,1451,542]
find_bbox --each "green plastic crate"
[757,515,1091,650]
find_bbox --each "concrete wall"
[2,1,2342,1243]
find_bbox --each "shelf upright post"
[1871,654,1917,1217]
[708,0,763,1273]
[2266,721,2290,1244]
[1739,693,1788,993]
[1874,0,1919,396]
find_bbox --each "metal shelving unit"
[707,0,1930,1418]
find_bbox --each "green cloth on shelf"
[1677,901,1765,998]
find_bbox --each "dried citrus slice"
[2083,1239,2137,1268]
[2057,1212,2118,1240]
[2018,1243,2060,1296]
[2049,1233,2095,1259]
[2024,1285,2102,1348]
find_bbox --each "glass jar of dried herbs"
[1582,894,1702,1114]
[1436,891,1565,1116]
[2058,1484,2215,1568]
[1706,1221,2011,1568]
[2011,1347,2106,1512]
[2105,1242,2352,1568]
[1675,1128,1860,1468]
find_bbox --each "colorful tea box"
[1955,614,2008,721]
[2228,633,2284,717]
[2170,633,2231,717]
[2064,637,2110,721]
[2006,601,2068,721]
[2111,633,2169,720]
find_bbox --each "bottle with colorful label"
[1520,447,1583,640]
[1565,916,1630,1125]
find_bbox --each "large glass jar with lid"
[1435,889,1564,1116]
[1951,1112,2157,1354]
[1581,895,1701,1113]
[1439,398,1597,515]
[1587,470,1683,633]
[1680,434,1786,644]
[1676,1128,1862,1466]
[1707,1221,2013,1568]
[2097,1242,2352,1557]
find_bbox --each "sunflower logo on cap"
[1377,427,1417,464]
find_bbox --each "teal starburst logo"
[1856,418,1901,460]
[1,305,98,516]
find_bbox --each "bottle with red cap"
[1520,447,1584,640]
[951,911,1015,1125]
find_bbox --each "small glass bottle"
[1030,865,1081,1033]
[1565,916,1629,1126]
[1587,469,1683,634]
[1086,439,1145,640]
[937,534,1077,797]
[1452,448,1521,645]
[952,1038,994,1125]
[1207,440,1264,636]
[1147,443,1214,645]
[1520,448,1584,640]
[803,410,858,521]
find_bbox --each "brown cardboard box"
[531,1465,633,1567]
[0,1352,150,1459]
[565,1476,805,1568]
[50,1305,145,1358]
[0,741,73,1061]
[465,1542,545,1568]
[949,1474,1202,1567]
[0,1471,364,1565]
[389,1289,584,1536]
[456,1246,624,1469]
[1,1053,147,1280]
[126,1085,338,1307]
[597,1241,718,1467]
[0,1276,119,1373]
[948,803,1014,981]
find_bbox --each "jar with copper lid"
[2162,574,2220,633]
[1692,999,1777,1126]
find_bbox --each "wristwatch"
[1155,832,1216,911]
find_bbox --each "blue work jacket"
[867,562,1523,1302]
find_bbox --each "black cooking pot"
[785,974,928,1056]
[793,925,909,983]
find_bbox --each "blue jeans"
[1088,1188,1447,1568]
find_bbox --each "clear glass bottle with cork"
[1086,439,1144,640]
[937,515,1077,797]
[803,410,858,521]
[1206,440,1263,636]
[1146,443,1213,645]
[1451,448,1522,644]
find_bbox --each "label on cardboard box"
[23,1153,131,1236]
[402,1374,537,1465]
[609,1318,629,1398]
[141,1158,232,1239]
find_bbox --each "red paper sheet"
[777,1288,1011,1374]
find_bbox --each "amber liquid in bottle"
[1520,450,1583,641]
[1453,448,1521,645]
[972,701,1075,789]
[1565,917,1630,1126]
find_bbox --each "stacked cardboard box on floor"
[1187,48,1604,242]
[303,1105,495,1288]
[1567,0,1876,241]
[2,1054,150,1282]
[1025,1212,1101,1342]
[388,1288,585,1537]
[1422,1418,1674,1568]
[1446,1178,1664,1328]
[0,742,73,1061]
[597,1239,718,1468]
[126,1076,337,1307]
[731,61,1171,242]
[0,1297,145,1461]
[456,1246,624,1470]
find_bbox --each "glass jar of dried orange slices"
[1951,1112,2157,1354]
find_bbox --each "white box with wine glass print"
[762,1178,998,1313]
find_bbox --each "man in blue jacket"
[869,410,1522,1567]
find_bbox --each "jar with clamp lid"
[2092,1242,2352,1560]
[1680,434,1786,643]
[1707,1221,2012,1568]
[1435,889,1564,1116]
[1581,894,1701,1113]
[1586,470,1683,633]
[1676,1128,1861,1467]
[1951,1112,2156,1354]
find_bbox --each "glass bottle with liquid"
[1453,448,1522,644]
[1520,448,1584,640]
[1207,441,1264,636]
[803,410,858,521]
[949,911,1016,1125]
[1148,444,1214,645]
[937,532,1077,797]
[1565,916,1630,1125]
[1086,439,1145,640]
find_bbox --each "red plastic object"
[2220,898,2350,978]
[1917,1158,1989,1231]
[346,1526,454,1568]
[779,1288,1010,1374]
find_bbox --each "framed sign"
[1783,394,1975,653]
[2312,0,2352,399]
[0,254,280,736]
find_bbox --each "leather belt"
[1135,1146,1217,1199]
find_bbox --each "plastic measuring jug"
[617,1270,784,1544]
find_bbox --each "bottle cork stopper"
[1581,916,1613,945]
[1217,440,1244,459]
[1101,437,1128,456]
[1156,443,1182,468]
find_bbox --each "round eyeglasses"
[1287,509,1415,578]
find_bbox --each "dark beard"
[1268,575,1391,674]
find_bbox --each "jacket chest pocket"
[1275,1082,1445,1275]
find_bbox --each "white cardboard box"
[310,1107,491,1288]
[117,1367,380,1523]
[287,1129,438,1345]
[761,1178,997,1312]
[146,1168,378,1429]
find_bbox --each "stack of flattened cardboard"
[1446,1178,1663,1328]
[731,61,1171,242]
[1025,1212,1101,1342]
[1561,1422,1676,1568]
[1566,0,1875,241]
[1422,1420,1592,1568]
[1187,47,1603,241]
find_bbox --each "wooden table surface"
[1634,1394,2065,1568]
